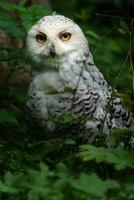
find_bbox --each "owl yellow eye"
[36,33,47,43]
[59,32,71,41]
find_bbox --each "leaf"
[120,19,128,31]
[0,17,25,38]
[79,144,134,170]
[0,1,26,12]
[64,87,76,93]
[0,2,16,12]
[71,173,119,198]
[0,180,17,193]
[58,112,78,123]
[118,28,126,35]
[18,0,27,6]
[20,4,52,31]
[0,109,18,125]
[65,138,76,145]
[14,88,27,103]
[0,171,24,193]
[47,89,62,95]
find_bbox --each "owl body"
[26,15,131,136]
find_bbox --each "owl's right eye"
[36,33,47,43]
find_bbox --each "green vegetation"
[0,1,134,199]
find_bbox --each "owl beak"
[50,45,56,58]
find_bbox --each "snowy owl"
[26,15,131,138]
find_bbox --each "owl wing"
[60,52,131,133]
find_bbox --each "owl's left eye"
[36,33,47,43]
[59,32,71,41]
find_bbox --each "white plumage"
[26,15,131,137]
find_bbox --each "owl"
[26,15,131,139]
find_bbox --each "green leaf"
[118,28,126,35]
[0,180,17,193]
[0,109,18,125]
[58,112,78,123]
[120,19,128,31]
[0,2,16,12]
[71,173,119,198]
[14,88,27,103]
[79,144,134,170]
[18,0,27,6]
[65,138,76,145]
[20,4,52,31]
[0,18,25,38]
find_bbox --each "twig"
[128,19,134,98]
[114,50,129,89]
[71,61,86,112]
[97,12,134,133]
[96,13,133,21]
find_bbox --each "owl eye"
[59,32,71,41]
[36,33,47,43]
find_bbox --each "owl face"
[27,15,89,64]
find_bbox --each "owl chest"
[31,65,81,94]
[31,71,66,94]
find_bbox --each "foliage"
[0,163,120,200]
[79,144,134,170]
[0,0,134,200]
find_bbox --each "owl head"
[26,15,89,65]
